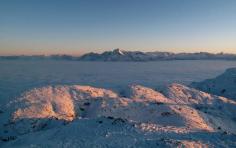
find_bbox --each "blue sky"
[1,0,236,55]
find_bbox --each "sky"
[0,0,236,55]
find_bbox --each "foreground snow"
[3,117,235,148]
[1,74,236,147]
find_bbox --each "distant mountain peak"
[112,48,124,55]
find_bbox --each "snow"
[191,68,236,100]
[162,83,236,133]
[1,82,236,147]
[1,61,236,147]
[113,48,124,55]
[2,118,219,148]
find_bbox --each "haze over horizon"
[1,48,236,56]
[1,0,236,55]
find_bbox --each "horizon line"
[0,49,236,56]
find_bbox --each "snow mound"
[191,68,236,100]
[12,85,118,121]
[128,85,172,103]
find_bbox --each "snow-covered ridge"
[191,68,236,100]
[1,81,236,147]
[1,48,236,61]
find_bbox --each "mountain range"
[1,49,236,61]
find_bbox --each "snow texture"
[1,69,236,147]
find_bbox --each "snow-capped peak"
[112,48,124,55]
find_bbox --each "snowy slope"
[191,68,236,100]
[1,82,236,147]
[3,118,219,148]
[162,83,236,133]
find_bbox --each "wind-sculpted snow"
[1,83,236,147]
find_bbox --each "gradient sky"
[1,0,236,55]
